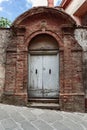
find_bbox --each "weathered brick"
[0,7,86,112]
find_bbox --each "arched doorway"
[28,34,59,99]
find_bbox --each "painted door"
[43,55,59,97]
[29,55,43,97]
[28,54,59,98]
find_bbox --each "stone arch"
[28,33,60,99]
[25,31,64,49]
[12,7,76,27]
[28,33,59,50]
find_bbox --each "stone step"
[27,102,60,110]
[28,98,59,103]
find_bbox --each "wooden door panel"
[43,55,59,98]
[28,55,43,97]
[28,54,59,98]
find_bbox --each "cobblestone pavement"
[0,103,87,130]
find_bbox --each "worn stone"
[20,110,37,122]
[0,108,10,120]
[53,121,70,130]
[62,118,83,130]
[20,121,37,130]
[0,104,87,130]
[75,28,87,110]
[33,120,53,130]
[39,110,63,123]
[10,111,25,122]
[1,118,18,129]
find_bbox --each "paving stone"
[31,108,44,116]
[1,105,17,114]
[82,115,87,121]
[75,113,85,117]
[10,111,25,123]
[1,118,18,130]
[12,124,24,130]
[15,106,28,112]
[21,110,37,122]
[62,118,84,130]
[0,104,87,130]
[33,119,53,130]
[53,121,70,130]
[63,113,82,122]
[0,108,10,120]
[80,121,87,129]
[20,121,38,130]
[13,128,23,130]
[0,123,5,130]
[39,110,63,123]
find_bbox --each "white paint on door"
[43,55,59,97]
[29,55,43,97]
[28,53,59,98]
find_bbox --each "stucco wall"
[74,28,87,98]
[75,28,87,51]
[0,29,11,98]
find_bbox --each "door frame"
[28,50,59,99]
[29,50,59,55]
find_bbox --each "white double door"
[28,53,59,98]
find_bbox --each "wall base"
[85,98,87,112]
[1,93,28,106]
[0,93,86,113]
[60,93,85,112]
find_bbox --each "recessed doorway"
[28,34,59,107]
[28,52,59,98]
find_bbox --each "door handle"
[35,69,37,74]
[49,69,51,74]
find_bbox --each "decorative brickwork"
[0,7,85,112]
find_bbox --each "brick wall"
[59,28,84,112]
[0,28,85,112]
[82,13,87,26]
[0,7,86,112]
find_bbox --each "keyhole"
[35,69,37,74]
[49,69,51,74]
